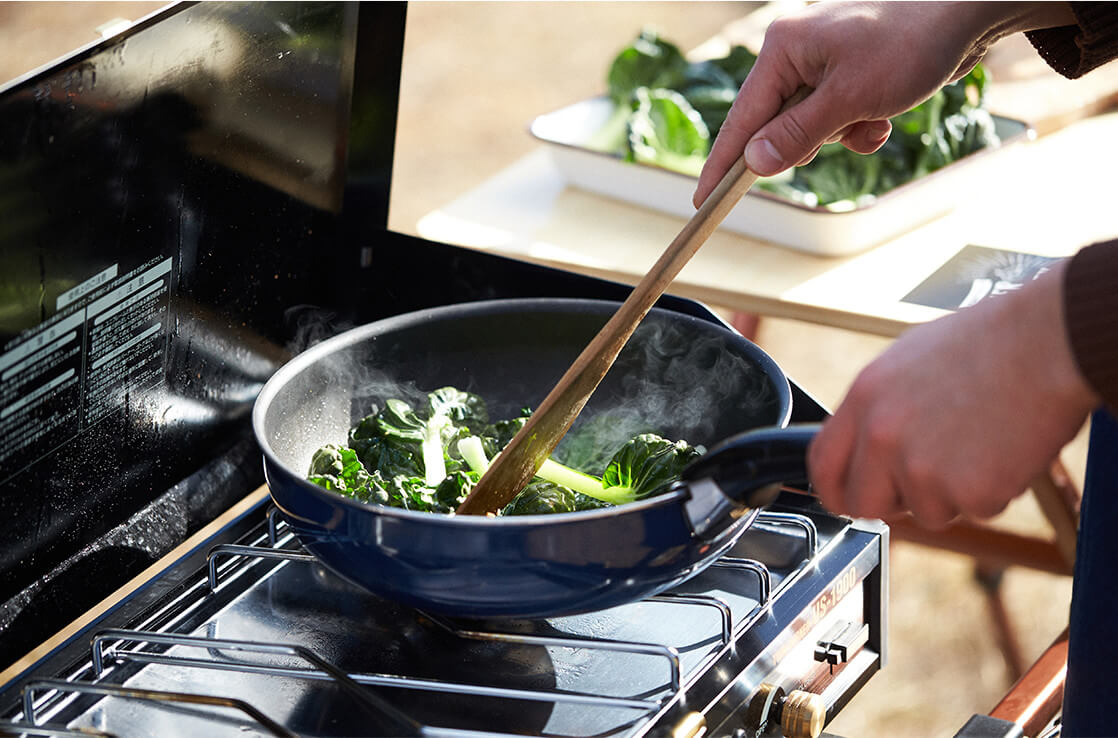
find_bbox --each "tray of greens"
[530,28,1032,255]
[307,386,702,516]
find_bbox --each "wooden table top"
[418,111,1118,339]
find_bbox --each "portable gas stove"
[0,490,886,738]
[0,3,887,736]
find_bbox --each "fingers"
[794,145,823,168]
[693,55,799,207]
[810,365,957,527]
[813,420,956,526]
[810,401,906,522]
[948,53,983,84]
[807,415,849,515]
[840,119,893,154]
[743,86,885,176]
[895,457,960,529]
[692,0,985,208]
[693,84,891,205]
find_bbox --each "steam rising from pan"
[564,319,775,466]
[262,300,785,478]
[283,304,436,420]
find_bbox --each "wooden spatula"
[457,88,811,515]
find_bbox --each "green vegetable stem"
[460,432,701,508]
[306,386,701,516]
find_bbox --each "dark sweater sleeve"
[1064,241,1118,408]
[1026,3,1118,78]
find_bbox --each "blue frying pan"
[253,298,816,618]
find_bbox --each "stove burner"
[0,497,884,738]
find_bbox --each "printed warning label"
[0,257,173,482]
[83,259,171,426]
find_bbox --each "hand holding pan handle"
[679,424,821,539]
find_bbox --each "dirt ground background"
[0,3,1085,736]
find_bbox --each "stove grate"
[3,504,823,738]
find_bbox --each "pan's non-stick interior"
[261,298,791,478]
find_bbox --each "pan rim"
[253,297,791,526]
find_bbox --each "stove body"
[0,4,887,737]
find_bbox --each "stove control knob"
[780,690,826,738]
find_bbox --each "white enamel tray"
[531,96,1033,256]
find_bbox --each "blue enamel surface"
[254,298,789,618]
[266,457,758,617]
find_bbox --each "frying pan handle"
[679,424,820,540]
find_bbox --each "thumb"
[744,90,858,176]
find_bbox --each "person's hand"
[807,260,1099,527]
[693,1,1076,206]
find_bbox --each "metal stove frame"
[0,492,885,738]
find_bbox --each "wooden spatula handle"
[457,87,811,515]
